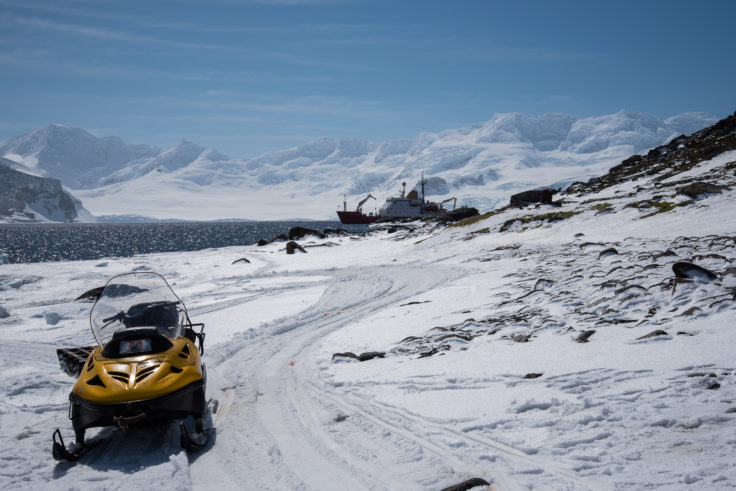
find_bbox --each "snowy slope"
[1,111,716,221]
[0,121,735,489]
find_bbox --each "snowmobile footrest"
[52,429,83,462]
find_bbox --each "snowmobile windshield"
[90,272,187,346]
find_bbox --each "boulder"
[575,330,596,343]
[441,477,491,491]
[672,262,717,282]
[636,329,669,340]
[0,305,9,319]
[510,188,555,207]
[256,239,269,246]
[231,257,251,264]
[286,241,307,254]
[676,181,729,199]
[75,286,104,302]
[288,226,327,240]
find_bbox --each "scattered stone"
[510,188,555,207]
[575,330,596,343]
[533,278,555,291]
[441,477,491,491]
[332,352,358,362]
[524,373,543,379]
[418,348,439,358]
[598,248,619,259]
[726,407,736,414]
[75,286,104,302]
[672,262,718,282]
[400,300,431,307]
[636,329,669,340]
[512,334,532,343]
[679,306,702,317]
[334,414,349,423]
[288,226,327,240]
[357,351,385,362]
[676,181,729,199]
[677,331,695,336]
[286,241,307,254]
[231,257,251,264]
[0,306,9,319]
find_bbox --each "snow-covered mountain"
[0,111,717,221]
[0,157,93,222]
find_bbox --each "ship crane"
[355,194,375,213]
[440,197,457,210]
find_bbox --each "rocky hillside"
[566,110,736,194]
[0,158,92,222]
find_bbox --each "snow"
[1,148,735,489]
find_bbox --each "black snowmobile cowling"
[53,272,209,461]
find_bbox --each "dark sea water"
[0,221,367,264]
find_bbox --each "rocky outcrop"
[566,111,736,194]
[0,158,87,222]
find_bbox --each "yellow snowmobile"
[52,272,208,461]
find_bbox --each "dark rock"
[598,248,619,259]
[357,351,385,362]
[679,306,702,317]
[434,206,480,223]
[286,241,307,254]
[288,226,327,240]
[676,181,729,199]
[334,414,349,423]
[636,329,669,340]
[256,239,269,246]
[524,373,543,379]
[271,234,289,242]
[441,477,491,491]
[332,352,358,361]
[726,407,736,414]
[231,257,251,264]
[75,286,104,302]
[418,348,439,358]
[510,188,555,207]
[575,330,596,343]
[0,306,9,319]
[672,262,718,282]
[512,334,532,343]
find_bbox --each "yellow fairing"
[73,337,203,404]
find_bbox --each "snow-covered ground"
[1,151,735,489]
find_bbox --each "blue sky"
[1,0,734,158]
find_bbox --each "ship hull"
[336,211,380,224]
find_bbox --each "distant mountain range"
[0,111,718,221]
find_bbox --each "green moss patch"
[500,210,581,232]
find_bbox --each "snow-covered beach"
[2,145,735,489]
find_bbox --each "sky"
[0,0,734,159]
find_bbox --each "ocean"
[0,221,367,264]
